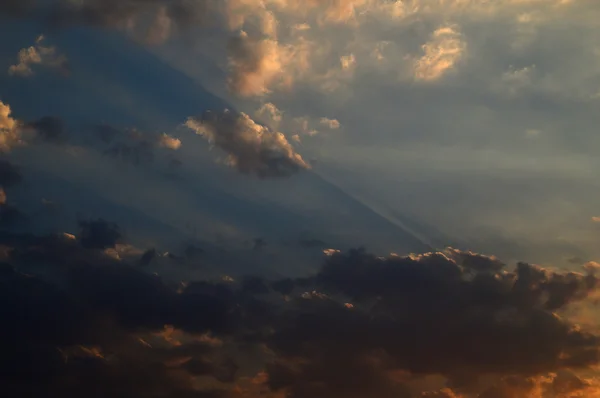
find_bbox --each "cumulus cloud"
[319,117,341,129]
[255,103,339,141]
[0,100,23,151]
[185,109,309,178]
[255,102,283,129]
[226,30,299,97]
[8,35,69,77]
[157,133,182,150]
[258,247,600,398]
[414,25,466,82]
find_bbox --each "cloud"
[8,35,69,77]
[157,133,182,150]
[2,204,600,397]
[319,117,340,130]
[91,126,183,167]
[226,31,293,97]
[414,25,466,82]
[0,100,23,151]
[259,247,600,397]
[47,0,213,45]
[78,218,122,249]
[0,227,244,396]
[255,102,283,129]
[185,109,309,178]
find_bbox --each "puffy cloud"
[255,103,339,139]
[157,133,182,150]
[226,31,300,97]
[414,25,466,82]
[8,35,69,77]
[255,102,283,129]
[258,247,600,397]
[185,109,309,178]
[0,100,23,152]
[319,117,340,129]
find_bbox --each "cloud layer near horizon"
[2,211,600,397]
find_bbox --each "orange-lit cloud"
[414,25,466,81]
[0,100,23,151]
[157,133,182,150]
[8,35,69,77]
[186,109,309,177]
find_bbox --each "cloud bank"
[2,217,600,397]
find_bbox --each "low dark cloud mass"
[265,249,600,396]
[78,218,122,249]
[186,110,310,178]
[2,209,600,398]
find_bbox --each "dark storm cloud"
[3,211,600,398]
[258,248,600,397]
[0,225,248,397]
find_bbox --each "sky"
[2,0,600,397]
